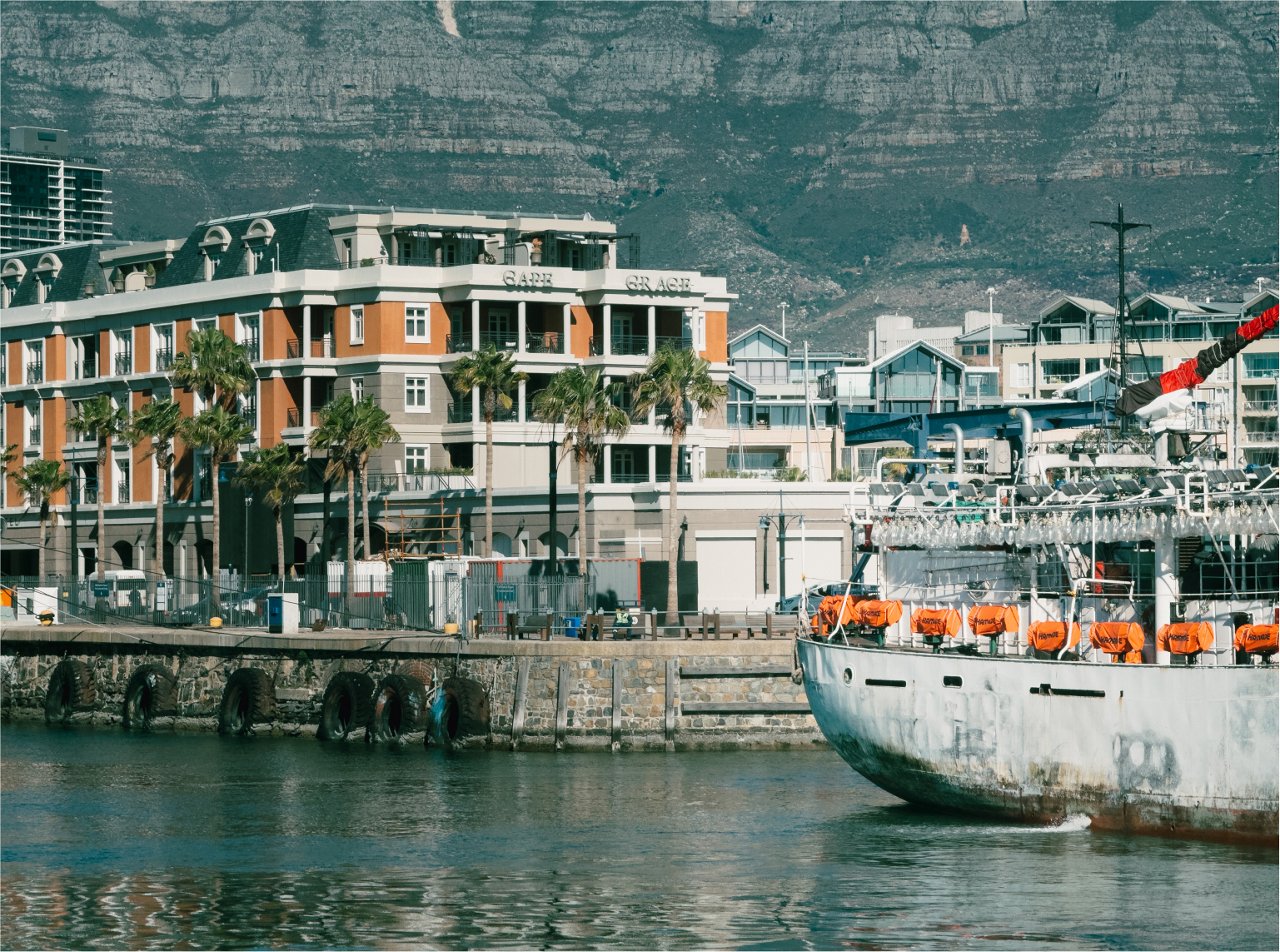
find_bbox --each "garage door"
[695,533,758,613]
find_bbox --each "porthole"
[943,676,962,688]
[842,668,853,685]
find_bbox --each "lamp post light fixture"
[760,489,804,607]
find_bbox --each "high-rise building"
[0,127,112,254]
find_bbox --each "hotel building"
[1,127,112,254]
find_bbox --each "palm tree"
[448,345,526,557]
[128,397,183,582]
[9,459,70,580]
[351,396,400,561]
[235,443,305,588]
[532,367,631,613]
[180,407,253,610]
[171,326,254,409]
[631,346,725,620]
[310,395,360,600]
[67,394,131,581]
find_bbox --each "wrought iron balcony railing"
[26,363,44,383]
[114,352,133,375]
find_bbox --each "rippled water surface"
[2,723,1276,950]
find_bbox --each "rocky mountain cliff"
[4,0,1276,348]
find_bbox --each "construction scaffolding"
[384,500,464,560]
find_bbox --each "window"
[25,340,44,383]
[24,402,41,449]
[113,329,133,376]
[405,375,430,412]
[350,305,365,345]
[237,312,261,361]
[153,324,175,371]
[1244,353,1279,380]
[405,445,430,473]
[350,377,365,401]
[1085,358,1104,375]
[71,334,98,380]
[116,459,131,504]
[193,317,217,336]
[1041,359,1081,384]
[406,304,430,342]
[1012,363,1031,388]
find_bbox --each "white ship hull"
[798,638,1279,843]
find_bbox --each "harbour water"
[2,723,1276,951]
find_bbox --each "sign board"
[154,586,168,611]
[494,583,517,601]
[92,582,111,598]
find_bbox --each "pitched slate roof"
[2,240,124,306]
[153,205,342,289]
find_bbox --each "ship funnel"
[1009,407,1034,479]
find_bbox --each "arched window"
[242,218,276,275]
[1,258,26,307]
[33,253,62,304]
[200,225,231,281]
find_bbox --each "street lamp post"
[986,286,997,368]
[759,489,804,608]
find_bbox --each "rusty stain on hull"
[799,639,1279,845]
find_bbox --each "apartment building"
[1,203,737,580]
[1001,288,1279,465]
[0,127,112,254]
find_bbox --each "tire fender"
[218,667,277,736]
[122,664,178,731]
[45,658,97,724]
[317,671,375,741]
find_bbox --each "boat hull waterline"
[798,639,1279,843]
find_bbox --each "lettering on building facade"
[502,270,554,289]
[625,274,692,293]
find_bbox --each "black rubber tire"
[369,673,429,743]
[437,676,491,744]
[317,671,375,741]
[45,659,97,724]
[122,664,178,732]
[217,667,276,736]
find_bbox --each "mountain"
[3,0,1276,349]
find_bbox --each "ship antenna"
[1091,204,1150,436]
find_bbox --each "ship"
[797,260,1279,843]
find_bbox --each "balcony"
[239,336,261,362]
[446,403,473,423]
[154,349,174,372]
[524,332,563,354]
[609,334,649,357]
[446,334,474,354]
[117,481,130,503]
[1244,398,1278,413]
[286,339,302,359]
[114,352,133,375]
[285,408,320,429]
[26,363,43,384]
[27,426,42,446]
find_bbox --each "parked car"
[774,587,827,616]
[172,587,274,627]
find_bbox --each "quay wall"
[0,626,823,751]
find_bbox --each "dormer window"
[33,253,62,304]
[200,225,232,281]
[242,218,276,275]
[1,258,25,308]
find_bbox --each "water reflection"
[2,724,1276,950]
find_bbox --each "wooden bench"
[507,612,553,640]
[694,611,780,639]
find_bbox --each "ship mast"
[1091,205,1150,433]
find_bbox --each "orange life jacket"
[850,600,903,629]
[967,604,1019,637]
[910,607,961,637]
[1157,622,1215,655]
[1089,621,1145,663]
[811,595,863,636]
[1026,620,1081,653]
[1234,624,1279,655]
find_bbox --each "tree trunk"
[275,504,286,589]
[37,507,48,581]
[154,460,167,579]
[484,414,494,558]
[96,440,107,581]
[346,465,356,615]
[577,444,589,618]
[359,460,371,560]
[666,427,681,622]
[210,455,221,612]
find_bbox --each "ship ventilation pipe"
[1009,407,1034,480]
[944,424,965,479]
